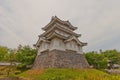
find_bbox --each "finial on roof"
[55,16,59,19]
[65,20,71,25]
[51,16,55,20]
[51,15,58,20]
[66,20,69,22]
[54,15,57,17]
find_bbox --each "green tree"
[16,45,37,69]
[85,49,120,69]
[85,51,108,69]
[102,49,120,64]
[6,49,17,76]
[0,46,9,61]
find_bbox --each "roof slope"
[42,16,77,31]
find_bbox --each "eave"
[42,16,77,31]
[39,24,81,38]
[81,42,87,46]
[47,32,68,40]
[34,37,50,48]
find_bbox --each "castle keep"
[33,16,89,69]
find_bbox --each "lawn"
[17,68,120,80]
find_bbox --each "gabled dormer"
[64,36,87,46]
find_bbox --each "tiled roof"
[0,62,20,66]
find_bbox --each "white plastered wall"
[50,37,65,51]
[38,42,49,55]
[38,38,83,55]
[66,40,83,54]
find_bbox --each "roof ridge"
[42,16,77,31]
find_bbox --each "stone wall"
[33,50,89,69]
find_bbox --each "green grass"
[17,68,120,80]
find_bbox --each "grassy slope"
[0,66,8,78]
[18,68,120,80]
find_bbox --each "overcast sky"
[0,0,120,52]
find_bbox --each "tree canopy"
[16,45,37,69]
[0,45,37,70]
[85,49,120,69]
[0,46,9,61]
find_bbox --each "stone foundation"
[33,50,89,69]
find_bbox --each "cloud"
[0,0,120,52]
[0,6,27,47]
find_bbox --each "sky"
[0,0,120,52]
